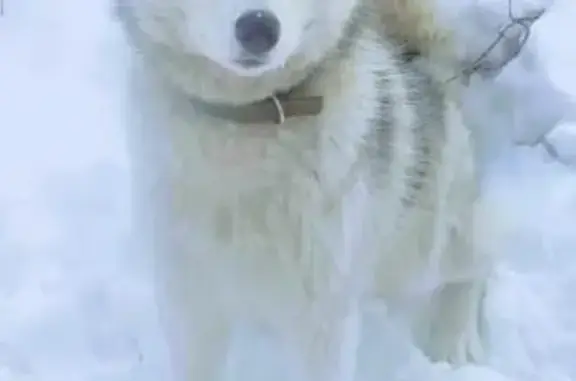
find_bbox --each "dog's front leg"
[416,278,487,364]
[175,310,231,381]
[291,301,361,381]
[413,223,489,365]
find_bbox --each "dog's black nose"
[235,10,280,56]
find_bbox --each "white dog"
[117,0,491,379]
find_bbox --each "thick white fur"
[120,0,491,379]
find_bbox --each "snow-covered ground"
[0,0,575,380]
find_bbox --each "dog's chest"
[183,118,319,184]
[167,115,356,240]
[148,111,376,305]
[162,173,371,315]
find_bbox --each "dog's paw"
[422,320,486,365]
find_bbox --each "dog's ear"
[368,0,455,60]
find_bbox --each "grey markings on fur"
[402,60,446,205]
[367,56,446,208]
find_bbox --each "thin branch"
[451,0,573,167]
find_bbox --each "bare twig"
[448,0,546,83]
[537,135,575,167]
[452,0,573,167]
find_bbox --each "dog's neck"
[189,91,324,125]
[188,61,329,125]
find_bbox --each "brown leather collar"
[192,93,324,125]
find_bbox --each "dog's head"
[128,0,360,103]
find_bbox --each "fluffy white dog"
[116,0,492,379]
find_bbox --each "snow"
[0,0,575,380]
